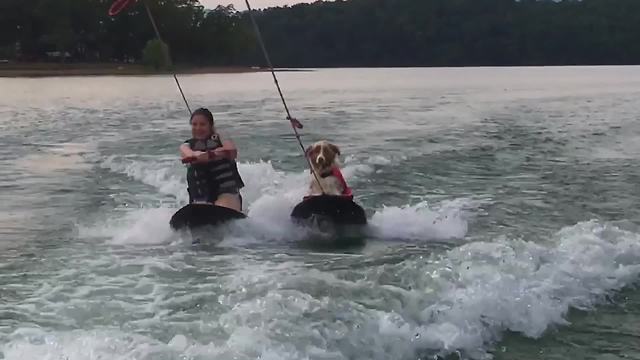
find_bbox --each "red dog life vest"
[304,167,353,201]
[329,166,353,199]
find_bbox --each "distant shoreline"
[0,62,308,78]
[2,62,637,78]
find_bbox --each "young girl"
[179,108,244,212]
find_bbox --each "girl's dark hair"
[190,108,214,125]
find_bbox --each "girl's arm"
[217,139,238,160]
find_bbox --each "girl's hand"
[213,148,229,160]
[179,143,195,160]
[193,151,209,163]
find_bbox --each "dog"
[305,140,351,197]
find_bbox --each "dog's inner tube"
[291,195,367,225]
[170,203,246,231]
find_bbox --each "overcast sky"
[200,0,308,10]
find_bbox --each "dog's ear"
[328,143,341,156]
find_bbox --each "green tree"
[142,39,170,70]
[2,0,640,67]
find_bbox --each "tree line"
[0,0,251,65]
[1,0,639,67]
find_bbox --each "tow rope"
[243,0,325,193]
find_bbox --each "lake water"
[0,67,639,360]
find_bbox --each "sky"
[200,0,309,10]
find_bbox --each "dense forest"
[1,0,640,67]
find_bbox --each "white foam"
[343,154,399,169]
[99,156,308,206]
[5,222,640,359]
[90,157,310,245]
[92,155,481,246]
[366,155,393,166]
[209,221,640,359]
[2,328,175,360]
[369,199,471,241]
[87,153,477,245]
[90,156,388,246]
[237,160,308,205]
[341,155,375,179]
[377,220,640,358]
[100,155,186,202]
[78,207,176,245]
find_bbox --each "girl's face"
[191,114,213,139]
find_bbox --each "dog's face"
[306,141,340,171]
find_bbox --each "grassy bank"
[0,62,264,78]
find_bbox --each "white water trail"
[87,155,470,245]
[8,221,640,359]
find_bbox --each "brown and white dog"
[305,140,351,197]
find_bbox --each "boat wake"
[83,155,474,246]
[9,220,640,360]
